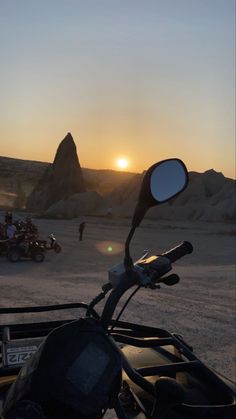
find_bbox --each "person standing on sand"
[79,219,86,241]
[107,207,112,217]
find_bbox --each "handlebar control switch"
[136,256,172,282]
[108,262,150,288]
[108,255,172,288]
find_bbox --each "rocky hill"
[0,138,235,221]
[0,157,47,208]
[0,156,135,208]
[106,169,236,222]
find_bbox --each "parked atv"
[0,238,11,257]
[0,159,235,419]
[7,234,45,263]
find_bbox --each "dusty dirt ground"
[0,214,235,388]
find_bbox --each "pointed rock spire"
[26,133,86,212]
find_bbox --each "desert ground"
[0,212,235,389]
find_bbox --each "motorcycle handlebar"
[101,241,193,330]
[161,241,193,263]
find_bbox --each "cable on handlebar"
[101,270,139,330]
[109,285,141,333]
[86,283,112,317]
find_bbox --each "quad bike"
[0,158,235,419]
[0,238,10,257]
[0,224,13,257]
[14,218,38,236]
[7,233,46,263]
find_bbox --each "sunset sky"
[0,0,235,178]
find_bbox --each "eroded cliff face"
[107,169,236,222]
[26,133,86,212]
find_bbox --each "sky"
[0,0,235,178]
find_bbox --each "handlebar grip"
[161,241,193,263]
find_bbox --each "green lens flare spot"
[95,241,122,256]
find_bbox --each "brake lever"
[148,283,161,290]
[158,274,180,286]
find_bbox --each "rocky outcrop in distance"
[44,191,105,219]
[26,133,86,212]
[107,169,236,222]
[0,149,235,221]
[0,156,135,209]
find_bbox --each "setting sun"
[116,158,129,170]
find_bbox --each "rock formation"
[26,133,86,212]
[44,191,105,219]
[1,150,235,221]
[107,169,236,222]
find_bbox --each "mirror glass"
[150,160,187,202]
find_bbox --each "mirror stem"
[131,201,149,229]
[124,226,136,270]
[124,202,149,270]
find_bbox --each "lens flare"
[96,241,123,256]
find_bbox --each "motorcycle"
[37,234,62,254]
[0,158,235,419]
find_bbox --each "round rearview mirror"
[131,158,188,228]
[150,159,188,203]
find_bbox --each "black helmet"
[5,211,13,223]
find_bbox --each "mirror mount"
[124,228,135,270]
[124,159,189,271]
[131,201,150,229]
[124,201,152,269]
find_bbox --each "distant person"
[107,207,112,217]
[25,215,38,235]
[6,222,17,239]
[79,219,86,241]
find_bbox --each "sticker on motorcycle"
[6,347,37,365]
[2,339,43,367]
